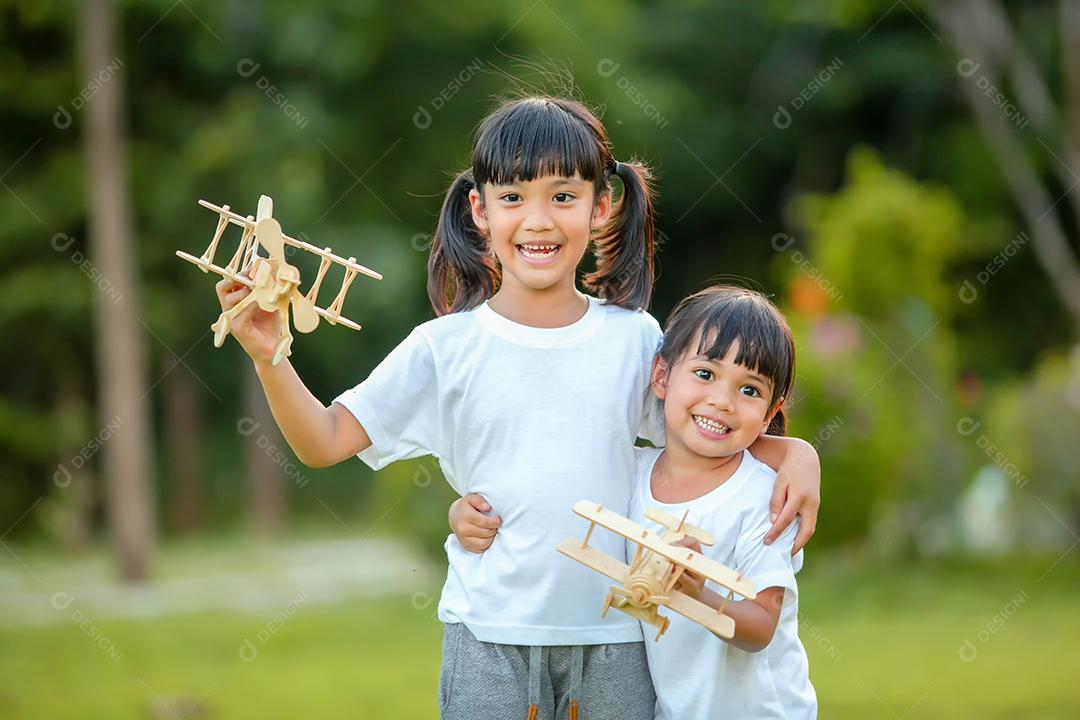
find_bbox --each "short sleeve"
[638,393,665,446]
[333,328,443,470]
[636,312,665,446]
[727,511,798,600]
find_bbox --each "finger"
[462,492,491,513]
[464,508,501,530]
[216,276,247,298]
[460,524,499,538]
[769,478,788,524]
[672,537,701,553]
[220,285,252,311]
[232,297,260,326]
[463,536,494,553]
[462,501,500,525]
[792,515,817,555]
[764,500,799,545]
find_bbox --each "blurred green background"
[2,0,1079,717]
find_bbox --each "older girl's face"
[469,174,611,296]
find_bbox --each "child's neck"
[651,440,746,504]
[487,282,588,328]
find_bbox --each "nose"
[707,384,735,413]
[521,203,555,233]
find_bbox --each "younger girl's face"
[469,174,611,296]
[652,338,779,461]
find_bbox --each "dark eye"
[553,192,574,203]
[740,385,762,398]
[500,193,521,203]
[693,368,712,381]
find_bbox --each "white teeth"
[520,244,558,252]
[694,416,730,435]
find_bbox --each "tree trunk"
[51,370,95,552]
[932,0,1080,335]
[164,357,204,535]
[78,0,156,580]
[246,364,285,536]
[1061,1,1080,216]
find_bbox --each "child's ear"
[468,187,488,236]
[591,188,613,230]
[760,397,783,434]
[650,355,669,401]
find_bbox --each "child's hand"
[765,440,820,555]
[214,274,282,367]
[669,536,706,600]
[448,493,501,553]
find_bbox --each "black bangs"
[660,286,795,403]
[471,98,608,189]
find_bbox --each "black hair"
[658,285,795,435]
[428,96,656,315]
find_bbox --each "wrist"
[253,356,282,375]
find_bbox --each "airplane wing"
[570,500,756,599]
[556,538,629,583]
[645,506,716,546]
[663,589,736,639]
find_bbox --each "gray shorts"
[440,622,656,720]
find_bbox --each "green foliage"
[0,0,1076,549]
[983,352,1080,543]
[782,148,968,551]
[796,147,967,319]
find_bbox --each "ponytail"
[427,169,500,316]
[583,159,657,311]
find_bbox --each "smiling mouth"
[693,415,732,437]
[517,243,561,262]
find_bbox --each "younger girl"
[452,285,817,719]
[635,285,816,719]
[215,97,819,719]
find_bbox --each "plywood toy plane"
[176,195,382,366]
[557,500,756,641]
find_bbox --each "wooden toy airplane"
[557,500,756,641]
[176,195,382,366]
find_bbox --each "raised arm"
[254,359,371,468]
[217,277,371,468]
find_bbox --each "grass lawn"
[1,552,1077,719]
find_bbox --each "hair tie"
[608,160,621,176]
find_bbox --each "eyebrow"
[692,355,774,387]
[494,177,585,189]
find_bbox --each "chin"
[507,268,569,291]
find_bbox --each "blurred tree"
[1,0,1076,560]
[985,351,1080,543]
[783,148,969,553]
[245,364,286,536]
[932,0,1080,335]
[78,0,156,579]
[163,357,205,535]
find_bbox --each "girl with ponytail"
[427,96,656,318]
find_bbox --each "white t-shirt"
[334,295,664,645]
[629,447,816,720]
